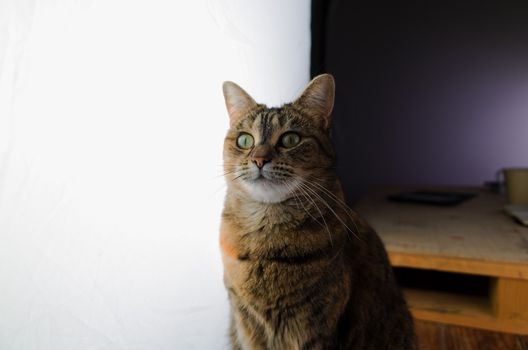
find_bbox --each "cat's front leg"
[230,313,268,350]
[297,334,339,350]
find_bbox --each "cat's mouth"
[251,173,280,184]
[240,169,298,203]
[252,169,283,183]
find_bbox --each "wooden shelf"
[403,288,528,335]
[389,251,528,280]
[355,187,528,334]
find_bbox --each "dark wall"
[313,1,528,202]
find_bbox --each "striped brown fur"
[220,74,415,349]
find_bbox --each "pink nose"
[253,157,270,169]
[251,144,273,169]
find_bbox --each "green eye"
[236,133,254,149]
[280,132,301,148]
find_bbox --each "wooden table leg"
[491,278,528,322]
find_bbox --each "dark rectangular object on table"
[388,190,477,206]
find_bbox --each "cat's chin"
[242,178,299,204]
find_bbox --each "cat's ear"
[292,74,335,129]
[222,81,258,126]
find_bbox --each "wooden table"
[354,187,528,334]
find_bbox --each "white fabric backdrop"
[0,1,310,349]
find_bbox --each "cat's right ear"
[292,74,335,130]
[222,81,258,126]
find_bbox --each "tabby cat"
[220,74,415,350]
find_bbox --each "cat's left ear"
[292,74,335,129]
[222,81,258,126]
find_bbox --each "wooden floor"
[415,320,528,350]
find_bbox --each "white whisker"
[296,178,361,242]
[295,182,333,246]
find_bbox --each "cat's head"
[222,74,336,203]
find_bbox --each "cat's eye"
[236,133,254,149]
[280,132,301,148]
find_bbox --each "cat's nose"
[252,157,270,169]
[251,144,273,169]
